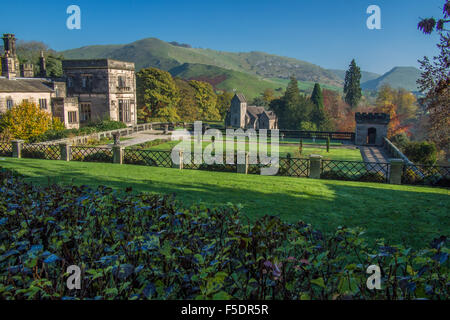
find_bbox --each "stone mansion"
[0,34,137,129]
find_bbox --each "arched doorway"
[367,127,376,145]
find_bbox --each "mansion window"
[80,103,92,122]
[39,98,47,109]
[81,75,93,90]
[118,76,126,88]
[67,76,73,88]
[6,99,13,110]
[68,111,77,124]
[118,99,131,123]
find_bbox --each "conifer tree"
[343,59,362,109]
[310,83,327,130]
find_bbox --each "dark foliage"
[0,168,448,300]
[404,141,438,165]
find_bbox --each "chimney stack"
[39,50,47,78]
[1,34,20,79]
[20,63,34,78]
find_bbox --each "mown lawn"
[1,157,448,249]
[139,139,362,161]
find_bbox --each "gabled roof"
[234,93,247,103]
[246,106,266,119]
[0,77,54,93]
[263,110,277,120]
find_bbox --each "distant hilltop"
[27,36,421,97]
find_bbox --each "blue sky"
[0,0,444,74]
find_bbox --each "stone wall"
[51,97,79,129]
[0,92,52,114]
[355,123,388,146]
[62,59,137,125]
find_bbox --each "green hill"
[361,66,422,92]
[169,63,285,99]
[61,37,421,96]
[61,37,342,86]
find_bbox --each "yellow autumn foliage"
[0,101,54,141]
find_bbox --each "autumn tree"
[216,90,234,120]
[343,59,362,109]
[136,68,180,122]
[323,89,355,132]
[375,102,404,138]
[375,84,418,136]
[174,78,199,122]
[262,88,276,105]
[189,80,220,121]
[417,0,450,155]
[0,101,56,141]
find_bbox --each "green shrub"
[123,154,157,166]
[71,150,113,163]
[356,171,386,183]
[21,149,46,159]
[32,121,127,143]
[0,168,448,300]
[90,120,127,132]
[321,170,346,181]
[132,139,170,150]
[404,141,437,165]
[321,170,386,183]
[391,133,410,151]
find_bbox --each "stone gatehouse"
[355,112,390,146]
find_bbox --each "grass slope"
[1,158,448,249]
[361,66,422,92]
[169,63,284,100]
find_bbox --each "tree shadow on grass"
[5,159,449,249]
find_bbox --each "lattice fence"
[124,149,172,168]
[276,157,309,177]
[0,142,12,157]
[183,152,237,172]
[22,143,61,160]
[402,164,450,187]
[71,146,113,163]
[321,160,389,183]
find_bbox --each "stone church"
[0,33,137,129]
[225,93,278,129]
